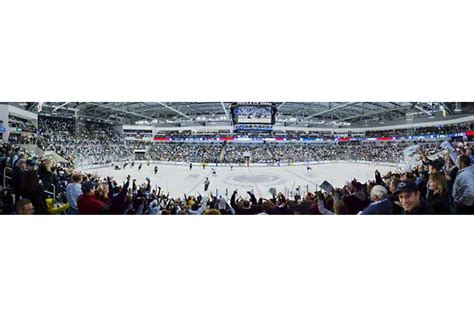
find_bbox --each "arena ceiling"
[8,102,474,127]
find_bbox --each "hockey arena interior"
[0,102,473,215]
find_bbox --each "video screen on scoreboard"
[231,102,276,125]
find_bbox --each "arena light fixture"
[220,102,230,120]
[414,105,433,118]
[52,102,70,112]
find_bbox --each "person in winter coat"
[359,185,394,215]
[427,172,451,214]
[20,170,49,214]
[395,180,434,215]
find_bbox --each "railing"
[2,167,15,207]
[2,168,61,213]
[3,167,12,193]
[44,184,56,204]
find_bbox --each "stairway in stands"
[20,144,44,157]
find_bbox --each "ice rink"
[80,162,396,198]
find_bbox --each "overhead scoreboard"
[230,102,277,131]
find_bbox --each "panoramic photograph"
[3,2,473,316]
[1,102,473,215]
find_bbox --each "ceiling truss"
[7,102,473,127]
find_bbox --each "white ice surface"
[79,163,395,199]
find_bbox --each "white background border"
[1,1,474,316]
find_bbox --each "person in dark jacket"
[444,155,459,210]
[417,171,429,200]
[38,159,60,196]
[270,193,291,215]
[395,180,434,215]
[343,181,369,214]
[230,190,260,215]
[360,185,393,215]
[19,170,49,214]
[204,177,210,192]
[108,175,131,214]
[387,177,404,215]
[427,172,451,214]
[11,158,26,200]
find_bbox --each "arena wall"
[78,159,399,172]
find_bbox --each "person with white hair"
[359,185,394,215]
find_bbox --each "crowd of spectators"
[8,116,37,133]
[0,141,234,215]
[365,123,473,138]
[6,116,471,167]
[147,142,407,164]
[268,143,405,163]
[36,117,137,165]
[1,116,473,215]
[1,138,472,215]
[222,144,273,164]
[153,123,473,140]
[7,134,36,145]
[149,143,224,163]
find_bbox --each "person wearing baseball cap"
[395,180,434,215]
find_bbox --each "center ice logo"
[223,173,286,187]
[232,174,280,183]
